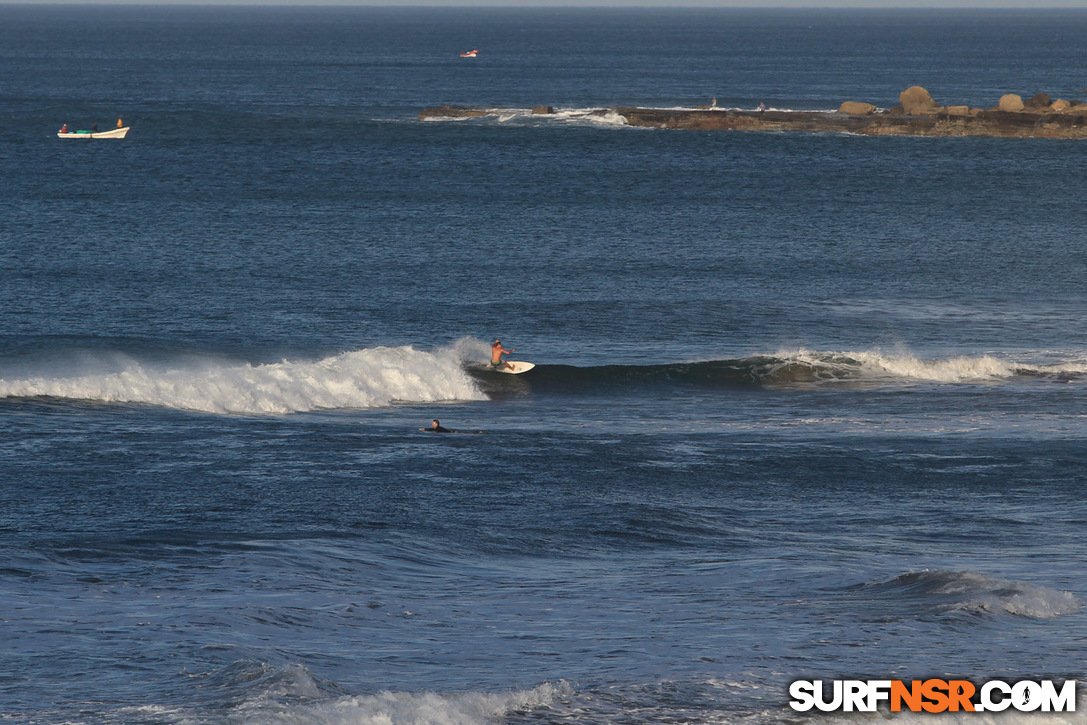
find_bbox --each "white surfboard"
[493,360,535,374]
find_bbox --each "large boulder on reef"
[839,101,876,114]
[1024,93,1051,110]
[999,94,1025,112]
[899,86,940,115]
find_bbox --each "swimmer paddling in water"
[419,420,482,434]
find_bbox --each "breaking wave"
[121,661,573,725]
[422,106,631,128]
[472,349,1087,395]
[251,682,573,725]
[853,570,1080,621]
[419,104,836,128]
[3,344,1081,413]
[0,342,486,415]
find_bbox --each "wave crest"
[423,106,630,128]
[473,349,1087,394]
[0,343,486,415]
[316,682,574,725]
[182,661,573,725]
[859,570,1080,620]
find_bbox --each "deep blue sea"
[2,6,1087,724]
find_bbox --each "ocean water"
[2,6,1087,724]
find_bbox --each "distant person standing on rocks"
[758,102,766,113]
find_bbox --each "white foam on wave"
[494,106,631,127]
[0,340,487,415]
[883,569,1080,620]
[118,666,573,725]
[422,107,631,128]
[420,108,526,123]
[494,109,531,123]
[845,351,1018,382]
[550,108,629,127]
[420,114,474,122]
[937,571,1080,619]
[419,105,849,131]
[241,681,574,725]
[653,104,837,113]
[782,348,1087,384]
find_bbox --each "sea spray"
[782,349,1087,385]
[0,344,486,415]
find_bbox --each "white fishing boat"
[459,49,478,58]
[57,125,130,139]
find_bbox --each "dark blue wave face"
[472,356,1086,396]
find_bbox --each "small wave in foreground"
[121,660,573,725]
[855,569,1080,621]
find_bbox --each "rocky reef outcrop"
[420,86,1087,139]
[898,86,942,115]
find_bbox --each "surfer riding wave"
[491,339,515,370]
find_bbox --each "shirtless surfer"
[490,339,514,371]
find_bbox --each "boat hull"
[58,127,130,139]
